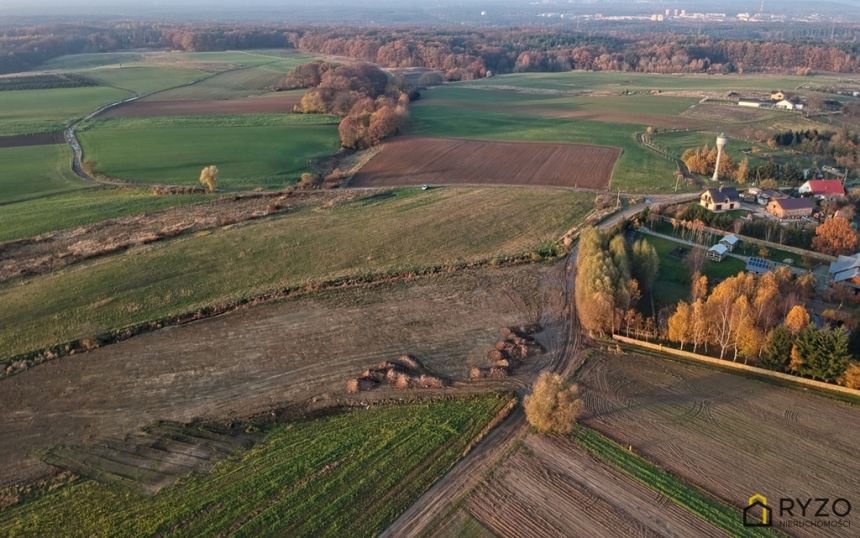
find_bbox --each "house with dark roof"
[700,187,740,213]
[798,179,845,199]
[830,254,860,289]
[767,197,814,219]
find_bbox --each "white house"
[707,243,728,262]
[775,99,803,111]
[719,234,739,252]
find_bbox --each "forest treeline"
[3,22,860,77]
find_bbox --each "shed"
[719,234,739,251]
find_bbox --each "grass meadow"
[0,395,508,537]
[79,115,340,190]
[0,187,593,360]
[0,87,130,136]
[0,144,86,203]
[462,71,832,93]
[0,189,216,243]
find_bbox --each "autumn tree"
[691,272,709,301]
[667,301,692,350]
[784,304,811,336]
[631,238,659,296]
[842,362,860,389]
[812,217,858,256]
[735,157,750,184]
[198,165,218,192]
[524,372,583,434]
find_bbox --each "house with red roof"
[798,180,845,199]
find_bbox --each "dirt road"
[380,201,652,537]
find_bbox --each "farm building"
[767,198,814,219]
[707,243,728,262]
[830,254,860,289]
[746,257,776,274]
[700,187,740,212]
[775,99,803,111]
[738,99,766,108]
[798,179,845,199]
[719,234,739,251]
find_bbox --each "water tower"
[712,133,728,181]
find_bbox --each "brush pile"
[470,324,544,381]
[346,354,447,393]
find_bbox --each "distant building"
[770,90,786,101]
[708,243,728,262]
[830,254,860,289]
[767,198,815,219]
[720,234,740,252]
[798,180,845,199]
[738,100,765,108]
[700,187,740,212]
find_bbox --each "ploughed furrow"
[43,420,265,494]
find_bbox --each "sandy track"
[467,433,727,538]
[580,351,860,538]
[0,266,547,488]
[351,136,619,190]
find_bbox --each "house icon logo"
[744,493,772,527]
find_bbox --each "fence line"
[612,334,860,398]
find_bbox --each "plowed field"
[351,136,619,189]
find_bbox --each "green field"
[463,71,832,93]
[0,187,592,360]
[0,395,508,537]
[84,66,209,95]
[424,86,699,118]
[408,103,679,192]
[0,86,130,135]
[638,232,746,308]
[79,115,340,190]
[147,55,315,101]
[0,144,86,203]
[0,189,216,243]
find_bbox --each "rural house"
[766,197,814,219]
[707,243,728,262]
[700,187,740,212]
[719,234,739,251]
[829,254,860,289]
[775,99,803,110]
[798,179,845,199]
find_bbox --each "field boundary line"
[612,334,860,398]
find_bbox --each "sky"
[1,0,858,22]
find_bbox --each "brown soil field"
[579,351,860,538]
[0,190,364,283]
[350,136,620,189]
[0,132,63,148]
[102,92,301,118]
[465,433,726,537]
[0,265,557,488]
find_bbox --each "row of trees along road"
[575,227,658,337]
